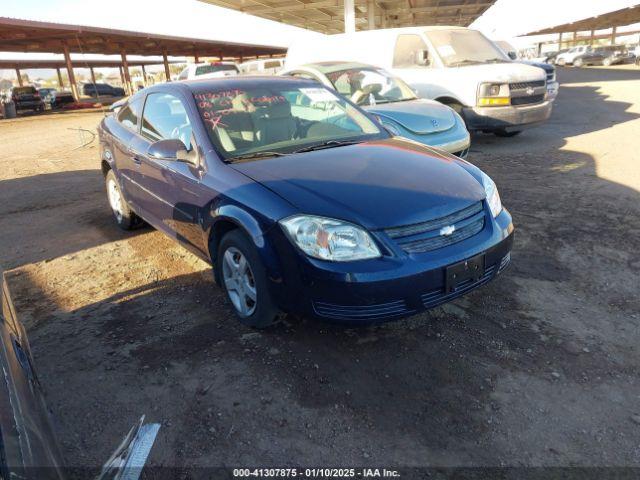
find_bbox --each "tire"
[105,169,139,230]
[494,130,522,138]
[574,58,583,67]
[603,58,612,67]
[557,58,566,66]
[217,230,279,328]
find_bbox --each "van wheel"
[218,230,279,328]
[494,130,522,137]
[105,170,139,230]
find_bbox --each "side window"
[117,97,143,131]
[393,34,429,68]
[141,93,192,150]
[292,72,320,81]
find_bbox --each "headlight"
[477,82,510,106]
[280,215,381,261]
[481,172,502,217]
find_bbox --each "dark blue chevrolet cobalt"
[98,77,513,327]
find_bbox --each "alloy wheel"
[107,179,124,223]
[222,247,257,317]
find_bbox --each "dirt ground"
[1,66,640,476]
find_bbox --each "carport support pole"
[63,44,79,102]
[15,68,23,87]
[611,26,617,45]
[344,0,355,33]
[120,50,133,96]
[141,64,147,87]
[367,0,375,29]
[590,30,595,46]
[56,68,64,88]
[558,32,563,49]
[162,50,171,82]
[90,67,97,87]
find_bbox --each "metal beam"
[120,49,132,95]
[62,43,79,101]
[344,0,355,33]
[163,49,171,82]
[15,68,23,87]
[56,67,63,88]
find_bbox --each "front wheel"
[105,170,139,230]
[574,58,583,67]
[494,129,522,138]
[218,230,279,328]
[603,58,612,67]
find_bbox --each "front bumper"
[267,206,514,323]
[462,100,553,132]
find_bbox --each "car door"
[137,91,210,255]
[110,96,148,213]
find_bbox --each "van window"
[425,29,508,67]
[264,60,282,69]
[117,97,143,131]
[393,34,429,68]
[141,93,192,149]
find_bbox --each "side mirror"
[147,139,197,166]
[508,51,517,60]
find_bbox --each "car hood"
[364,99,456,134]
[452,62,546,83]
[230,138,485,230]
[517,60,554,73]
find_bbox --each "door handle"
[132,154,142,165]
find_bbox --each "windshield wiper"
[293,140,362,153]
[226,151,289,162]
[484,58,508,64]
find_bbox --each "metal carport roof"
[524,3,640,35]
[197,0,496,34]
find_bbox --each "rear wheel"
[105,170,139,230]
[494,129,522,138]
[574,58,583,67]
[218,230,279,328]
[603,57,612,67]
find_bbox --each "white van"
[239,58,285,75]
[286,26,552,136]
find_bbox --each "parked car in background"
[554,45,592,65]
[176,61,239,81]
[573,45,635,67]
[239,58,285,75]
[83,83,126,97]
[10,86,44,112]
[534,49,568,64]
[494,40,559,102]
[38,88,75,108]
[286,26,551,137]
[1,279,159,480]
[98,77,513,327]
[281,62,470,157]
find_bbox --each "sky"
[2,0,639,80]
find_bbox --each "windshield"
[324,67,417,106]
[425,29,509,67]
[194,84,384,160]
[195,64,238,76]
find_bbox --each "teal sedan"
[280,62,471,158]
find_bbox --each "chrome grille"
[384,202,485,253]
[509,80,545,90]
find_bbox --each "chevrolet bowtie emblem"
[440,225,455,236]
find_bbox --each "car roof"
[146,75,321,96]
